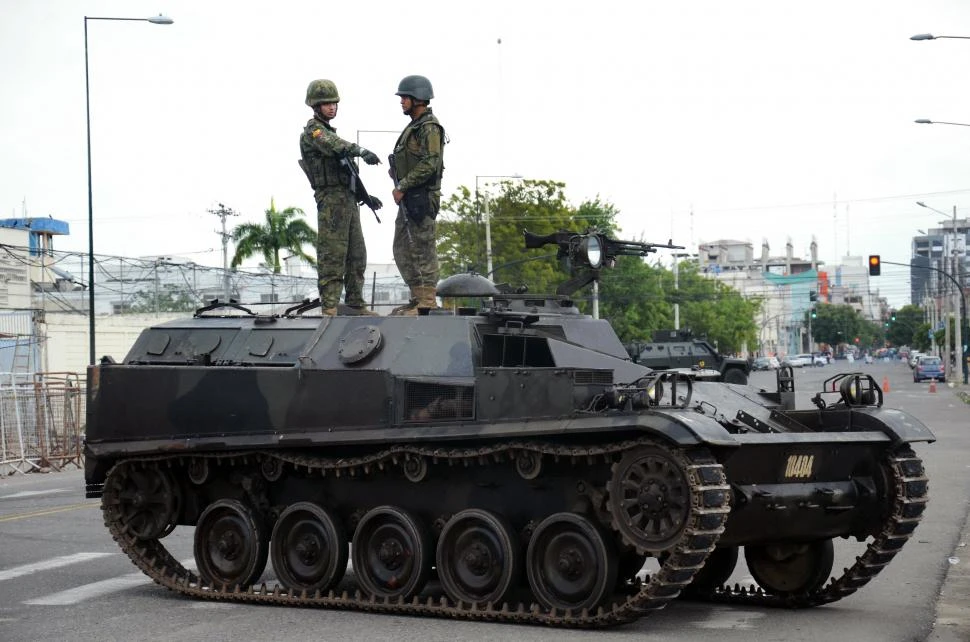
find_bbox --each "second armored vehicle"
[628,329,752,384]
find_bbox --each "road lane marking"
[24,572,147,605]
[0,502,97,523]
[0,553,111,582]
[0,489,70,500]
[24,558,196,606]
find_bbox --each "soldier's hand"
[358,148,380,165]
[368,196,383,210]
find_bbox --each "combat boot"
[414,285,440,311]
[321,307,337,317]
[390,298,419,316]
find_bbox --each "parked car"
[752,356,781,371]
[794,353,825,367]
[781,354,810,368]
[913,355,945,382]
[909,352,924,369]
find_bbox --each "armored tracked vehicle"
[84,230,933,628]
[627,329,751,384]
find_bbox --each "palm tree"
[231,199,316,273]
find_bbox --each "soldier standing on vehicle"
[389,75,446,316]
[299,79,382,316]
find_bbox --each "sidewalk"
[928,384,970,641]
[929,502,970,641]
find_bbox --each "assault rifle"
[340,157,382,223]
[524,229,685,295]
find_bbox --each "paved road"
[0,360,967,641]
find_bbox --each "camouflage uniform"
[300,117,368,309]
[392,108,445,289]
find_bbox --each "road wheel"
[194,499,268,588]
[352,506,431,600]
[526,512,617,612]
[270,502,347,592]
[436,509,520,606]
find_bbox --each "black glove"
[358,148,380,165]
[368,196,383,210]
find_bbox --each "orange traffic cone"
[929,378,937,393]
[882,376,890,393]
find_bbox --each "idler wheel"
[526,512,617,612]
[607,446,691,553]
[436,509,521,606]
[194,499,269,589]
[103,464,178,541]
[270,502,348,592]
[744,540,834,596]
[352,506,431,599]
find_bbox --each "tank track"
[101,438,731,628]
[698,446,928,607]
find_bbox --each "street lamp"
[911,33,970,41]
[475,174,523,277]
[914,119,970,127]
[85,13,173,365]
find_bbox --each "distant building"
[697,237,886,356]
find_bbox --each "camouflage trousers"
[316,189,367,308]
[392,208,438,288]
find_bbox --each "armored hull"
[84,292,933,627]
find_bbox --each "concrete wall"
[43,312,183,375]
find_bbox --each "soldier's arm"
[308,126,361,157]
[397,125,442,192]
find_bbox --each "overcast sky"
[3,0,970,308]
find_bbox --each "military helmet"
[305,79,340,106]
[395,75,434,101]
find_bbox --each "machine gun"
[524,229,684,295]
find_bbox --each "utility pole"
[209,203,238,302]
[953,205,963,378]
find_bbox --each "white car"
[782,354,810,368]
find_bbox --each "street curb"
[929,499,970,641]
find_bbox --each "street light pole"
[474,174,523,277]
[914,119,970,127]
[917,201,965,381]
[911,33,970,41]
[85,13,173,365]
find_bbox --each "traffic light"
[809,290,818,302]
[811,309,817,319]
[868,255,881,276]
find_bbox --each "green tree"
[438,181,759,351]
[886,304,925,347]
[438,180,590,294]
[126,283,199,313]
[231,199,316,273]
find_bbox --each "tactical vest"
[300,119,350,190]
[392,111,445,191]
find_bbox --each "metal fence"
[0,372,83,474]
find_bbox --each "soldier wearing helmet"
[299,79,383,316]
[389,75,446,315]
